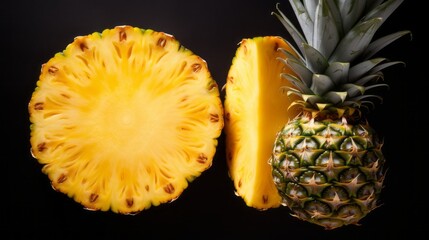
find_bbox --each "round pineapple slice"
[28,26,224,214]
[224,36,299,210]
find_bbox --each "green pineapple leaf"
[329,18,382,63]
[290,0,314,45]
[313,0,341,57]
[349,58,386,82]
[361,30,412,60]
[325,62,350,85]
[303,43,328,73]
[335,0,366,33]
[310,74,335,95]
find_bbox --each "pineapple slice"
[28,26,224,214]
[224,36,299,210]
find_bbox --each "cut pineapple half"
[28,26,224,214]
[224,36,299,210]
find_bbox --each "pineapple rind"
[29,26,223,214]
[270,114,385,229]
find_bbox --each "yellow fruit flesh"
[224,36,299,210]
[29,26,223,214]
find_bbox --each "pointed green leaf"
[349,94,384,105]
[273,4,307,56]
[303,0,318,22]
[290,0,314,45]
[284,58,313,87]
[310,74,335,95]
[303,43,328,73]
[349,58,386,81]
[325,62,350,85]
[355,72,383,85]
[365,83,389,92]
[324,91,348,104]
[281,73,313,94]
[313,0,340,57]
[368,61,405,74]
[278,44,305,63]
[361,30,412,60]
[335,0,366,33]
[329,18,382,63]
[365,0,385,12]
[341,83,365,97]
[303,94,324,105]
[362,0,404,26]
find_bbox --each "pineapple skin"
[224,36,299,210]
[270,114,385,229]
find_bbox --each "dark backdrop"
[5,0,424,239]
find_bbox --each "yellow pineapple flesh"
[224,36,299,210]
[28,26,224,214]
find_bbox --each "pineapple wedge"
[224,36,299,210]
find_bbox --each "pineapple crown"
[273,0,410,119]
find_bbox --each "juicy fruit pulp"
[224,36,300,209]
[29,26,223,214]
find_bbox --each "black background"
[5,0,425,239]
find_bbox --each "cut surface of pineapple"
[224,36,299,210]
[28,26,223,214]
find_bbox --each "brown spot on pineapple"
[164,183,175,194]
[197,153,208,164]
[145,185,150,191]
[238,179,242,188]
[274,41,279,52]
[89,193,98,203]
[180,96,188,102]
[191,63,202,73]
[225,112,230,122]
[61,93,71,99]
[48,66,59,74]
[157,37,167,47]
[208,82,218,91]
[37,142,47,152]
[34,102,44,110]
[262,195,269,204]
[227,151,232,162]
[119,30,127,41]
[227,76,234,84]
[57,173,67,184]
[79,41,88,52]
[126,198,134,207]
[210,113,219,122]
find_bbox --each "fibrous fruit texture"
[224,36,300,210]
[29,26,224,214]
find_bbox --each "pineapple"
[224,36,300,209]
[28,25,224,214]
[269,0,410,229]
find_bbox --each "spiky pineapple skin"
[270,114,385,229]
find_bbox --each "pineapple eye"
[299,171,327,184]
[357,183,379,200]
[304,200,331,216]
[336,204,363,221]
[339,168,366,183]
[322,186,349,201]
[315,151,345,167]
[285,182,308,199]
